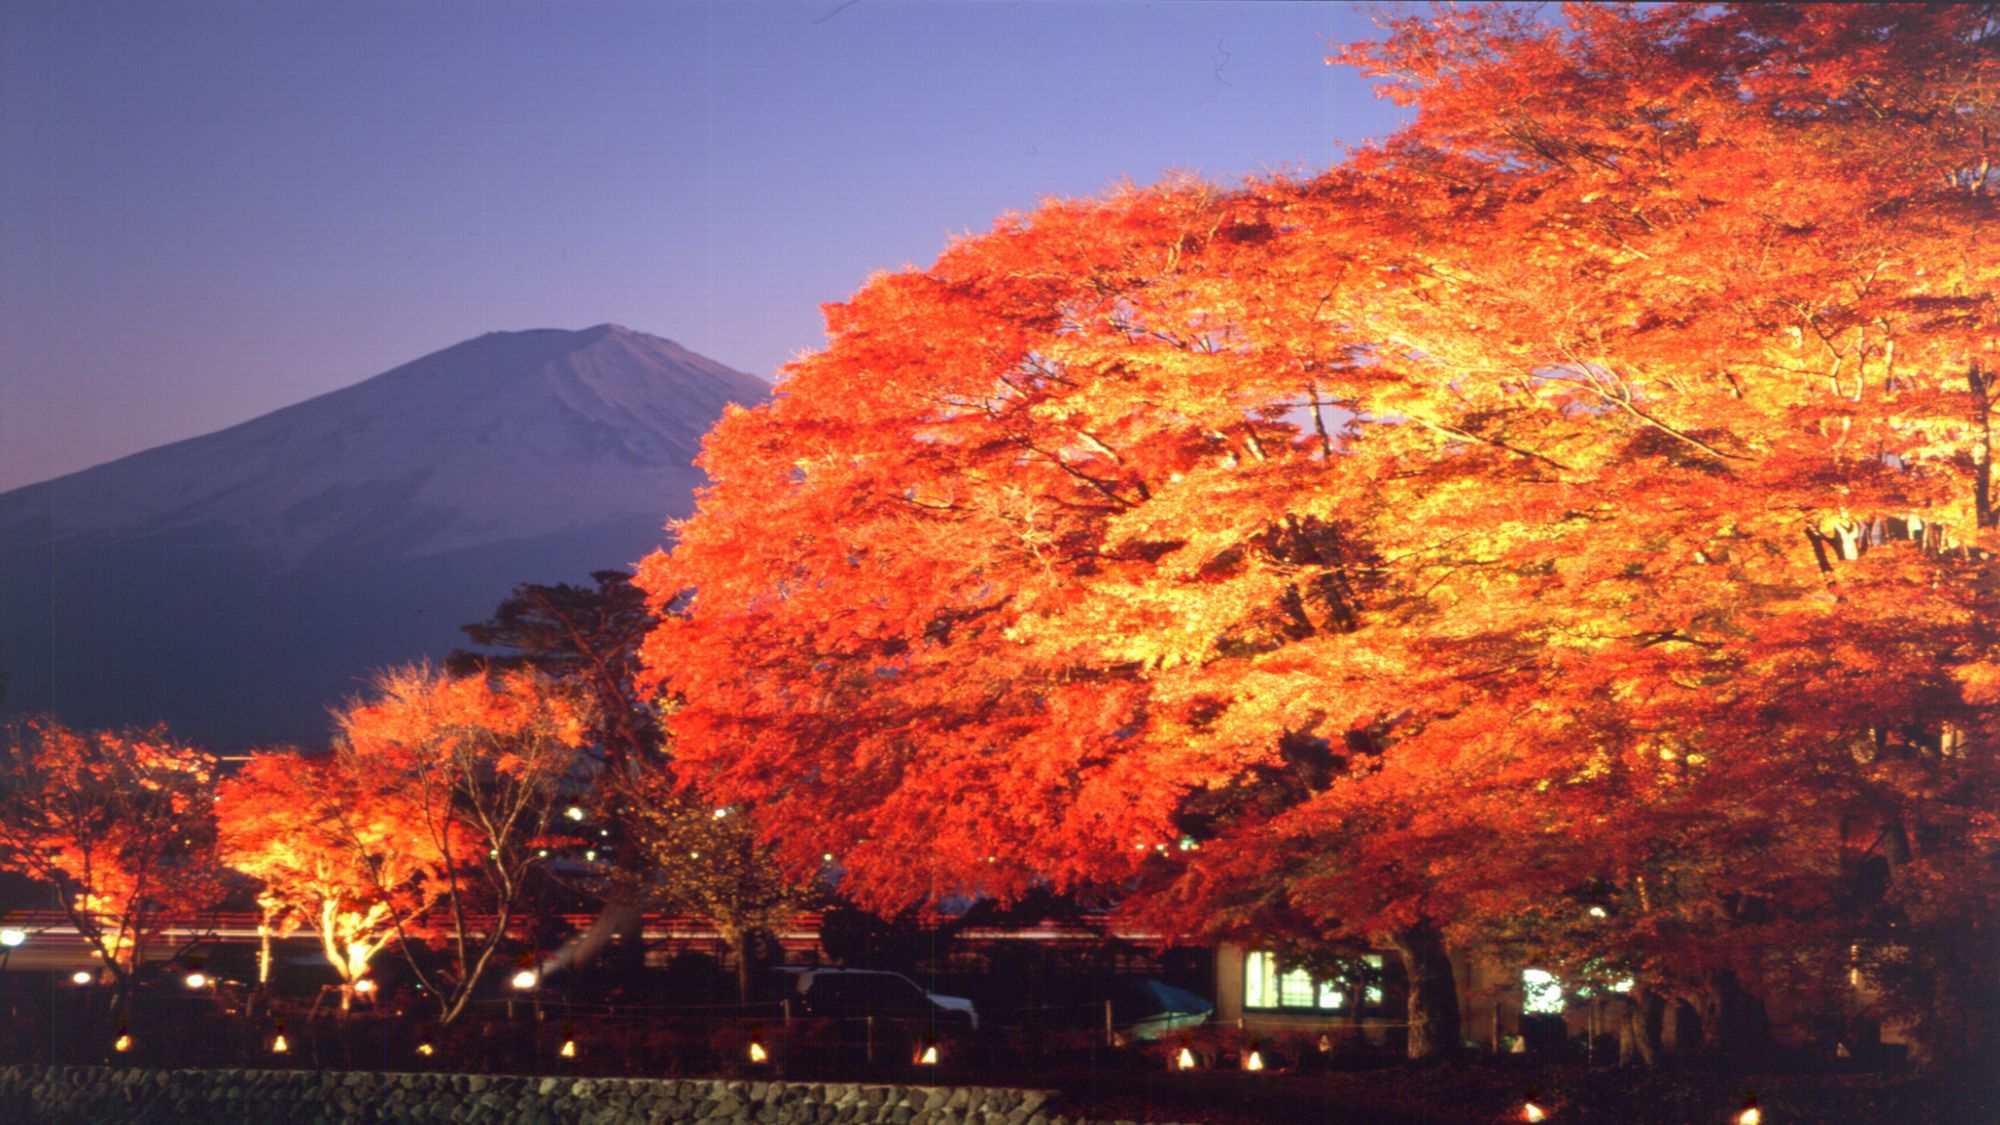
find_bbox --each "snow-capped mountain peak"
[0,326,765,746]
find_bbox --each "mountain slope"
[0,325,765,747]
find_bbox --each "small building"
[1212,942,1558,1053]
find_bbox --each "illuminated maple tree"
[333,664,592,1025]
[0,720,223,1002]
[215,750,449,1007]
[640,2,2000,1064]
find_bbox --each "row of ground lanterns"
[9,928,1768,1125]
[91,1021,1775,1125]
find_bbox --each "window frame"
[1241,950,1386,1015]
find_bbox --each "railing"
[0,910,1164,948]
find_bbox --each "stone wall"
[0,1066,1187,1125]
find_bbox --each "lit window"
[1522,968,1565,1015]
[1278,966,1317,1007]
[1244,951,1383,1012]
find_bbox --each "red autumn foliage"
[0,720,223,993]
[215,750,451,995]
[328,664,592,1025]
[633,2,2000,1065]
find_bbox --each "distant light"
[416,1043,435,1057]
[353,978,377,994]
[585,850,597,862]
[271,1034,289,1054]
[822,853,834,863]
[1588,906,1608,918]
[1174,1047,1197,1070]
[1524,1103,1547,1123]
[558,1039,576,1059]
[1243,1050,1264,1071]
[1522,968,1565,1015]
[748,1041,769,1063]
[689,851,700,859]
[536,849,549,858]
[0,928,24,947]
[565,806,585,821]
[184,972,208,990]
[511,970,538,990]
[713,807,729,819]
[113,1034,132,1053]
[1737,1107,1761,1125]
[915,1044,939,1065]
[72,971,92,986]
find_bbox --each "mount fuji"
[0,325,767,748]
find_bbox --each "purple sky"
[0,0,1408,493]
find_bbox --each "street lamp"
[0,927,22,978]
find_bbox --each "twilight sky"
[0,0,1408,493]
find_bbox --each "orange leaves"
[0,720,223,974]
[636,9,2000,1054]
[215,750,445,981]
[341,665,588,762]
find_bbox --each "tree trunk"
[730,927,755,1004]
[1620,988,1666,1067]
[1389,919,1461,1062]
[1695,969,1771,1063]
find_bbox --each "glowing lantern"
[271,1034,289,1055]
[113,1034,132,1053]
[915,1044,939,1065]
[1243,1050,1264,1071]
[1523,1102,1547,1123]
[416,1043,435,1057]
[71,970,92,986]
[511,970,538,990]
[748,1041,769,1063]
[559,1039,576,1059]
[1174,1046,1197,1070]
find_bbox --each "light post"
[0,928,23,1001]
[509,968,541,1019]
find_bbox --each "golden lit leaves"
[0,721,224,975]
[635,11,2000,1038]
[215,751,448,983]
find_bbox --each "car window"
[807,975,853,1008]
[851,974,916,1010]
